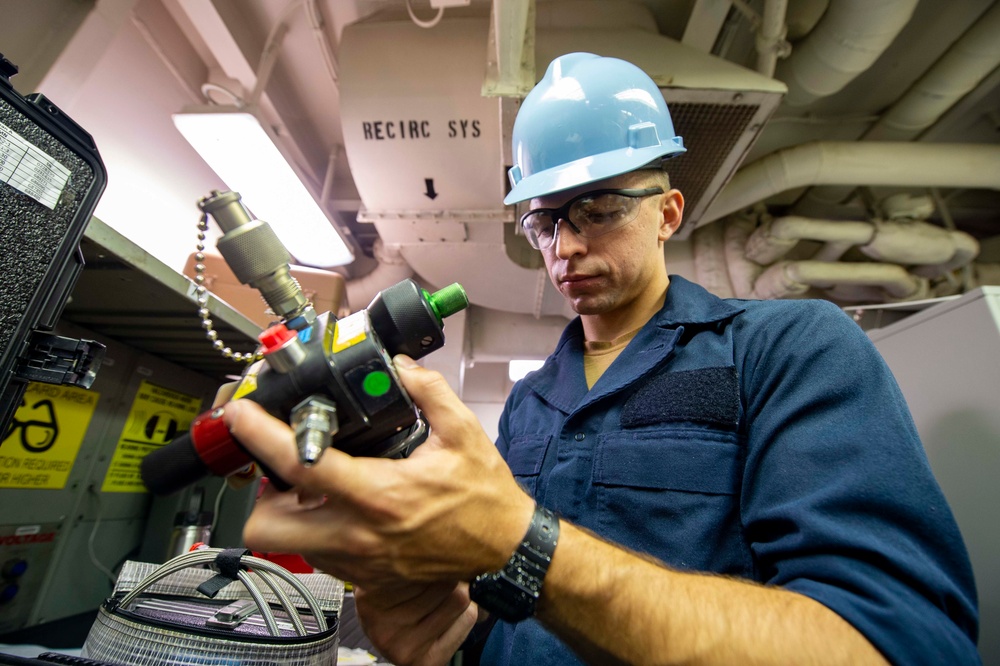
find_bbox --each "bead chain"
[195,212,262,364]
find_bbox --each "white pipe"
[344,239,414,312]
[745,216,875,264]
[865,1,1000,141]
[784,0,828,41]
[792,1,1000,211]
[910,230,980,279]
[810,241,855,263]
[774,0,918,107]
[692,220,737,299]
[751,260,924,301]
[756,0,789,77]
[859,220,965,265]
[723,216,762,299]
[701,142,1000,226]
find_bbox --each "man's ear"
[658,189,685,242]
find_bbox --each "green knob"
[425,283,469,323]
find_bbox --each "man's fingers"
[393,355,461,410]
[355,581,475,666]
[393,355,478,442]
[221,399,364,495]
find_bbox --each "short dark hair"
[632,166,671,190]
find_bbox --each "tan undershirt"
[583,327,643,389]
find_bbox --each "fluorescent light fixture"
[173,106,354,267]
[509,359,545,381]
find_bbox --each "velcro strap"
[197,548,251,598]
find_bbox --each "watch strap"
[469,504,560,623]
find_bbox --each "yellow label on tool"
[331,311,367,353]
[0,383,100,489]
[232,359,266,400]
[101,380,202,493]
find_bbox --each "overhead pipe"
[344,239,415,312]
[700,142,1000,226]
[859,220,977,266]
[903,229,980,279]
[783,0,828,41]
[703,213,978,303]
[745,216,875,264]
[774,0,918,107]
[756,0,790,77]
[751,260,926,301]
[795,1,1000,211]
[746,216,980,271]
[722,216,763,299]
[867,1,1000,141]
[692,220,737,299]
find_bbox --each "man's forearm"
[537,522,889,666]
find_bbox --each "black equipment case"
[0,53,108,436]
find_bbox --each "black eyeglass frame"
[519,187,665,249]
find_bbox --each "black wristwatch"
[469,504,560,623]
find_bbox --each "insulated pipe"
[756,0,790,77]
[745,216,875,264]
[345,239,415,312]
[794,2,1000,210]
[910,230,980,279]
[723,216,762,299]
[701,142,1000,225]
[865,1,1000,141]
[692,221,737,299]
[751,260,924,301]
[859,220,971,265]
[774,0,918,107]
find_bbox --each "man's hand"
[227,354,534,586]
[354,581,479,666]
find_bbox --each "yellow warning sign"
[0,382,100,489]
[101,380,203,493]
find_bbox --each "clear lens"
[522,213,556,249]
[519,187,662,250]
[570,193,636,232]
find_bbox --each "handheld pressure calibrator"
[140,191,469,496]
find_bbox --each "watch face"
[470,571,536,623]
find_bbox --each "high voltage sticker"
[0,382,100,489]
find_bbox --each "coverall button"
[574,432,586,441]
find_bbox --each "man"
[226,53,979,664]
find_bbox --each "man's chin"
[567,297,609,316]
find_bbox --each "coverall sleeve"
[737,300,980,665]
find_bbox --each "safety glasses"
[519,187,663,250]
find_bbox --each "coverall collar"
[523,275,745,413]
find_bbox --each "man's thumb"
[392,354,460,420]
[393,353,419,370]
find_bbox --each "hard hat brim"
[504,141,686,206]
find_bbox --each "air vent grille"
[667,103,759,223]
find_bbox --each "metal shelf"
[63,217,261,382]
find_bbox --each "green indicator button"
[362,370,392,397]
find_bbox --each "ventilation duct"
[338,8,786,315]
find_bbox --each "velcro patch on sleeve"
[621,366,739,429]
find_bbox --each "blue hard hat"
[504,52,686,205]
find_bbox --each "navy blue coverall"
[481,275,979,666]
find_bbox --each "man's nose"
[553,218,586,257]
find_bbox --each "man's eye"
[576,196,626,221]
[527,216,554,236]
[577,206,622,224]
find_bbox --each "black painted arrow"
[424,178,438,200]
